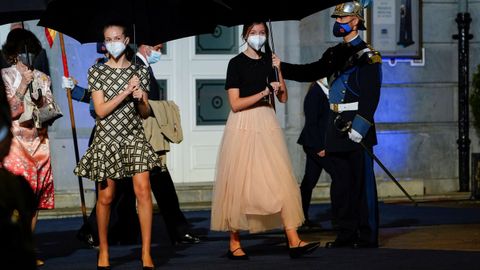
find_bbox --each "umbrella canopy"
[38,0,222,45]
[0,0,48,25]
[215,0,350,27]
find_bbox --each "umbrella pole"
[58,33,88,223]
[268,19,277,111]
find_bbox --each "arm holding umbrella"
[273,44,355,82]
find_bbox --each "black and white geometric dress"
[74,64,161,182]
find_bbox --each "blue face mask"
[147,50,162,64]
[333,20,353,37]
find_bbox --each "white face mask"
[105,41,126,59]
[247,35,266,51]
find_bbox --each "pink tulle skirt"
[210,106,304,233]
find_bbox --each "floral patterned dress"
[1,66,54,210]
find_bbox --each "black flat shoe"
[289,241,320,259]
[226,248,249,260]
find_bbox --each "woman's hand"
[269,81,281,95]
[272,54,281,70]
[132,88,146,102]
[20,69,34,86]
[126,75,140,94]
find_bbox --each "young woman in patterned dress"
[74,23,160,270]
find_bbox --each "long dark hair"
[2,28,42,65]
[241,22,272,56]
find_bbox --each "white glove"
[61,76,75,89]
[348,129,363,143]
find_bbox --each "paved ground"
[34,199,480,269]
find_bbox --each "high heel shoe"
[226,247,249,260]
[288,241,320,259]
[97,252,111,270]
[140,260,156,270]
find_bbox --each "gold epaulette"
[366,45,382,64]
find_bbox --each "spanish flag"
[45,28,57,48]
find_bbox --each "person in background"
[134,43,201,245]
[1,28,56,267]
[0,22,50,77]
[297,80,334,230]
[0,71,37,270]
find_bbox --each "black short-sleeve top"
[225,52,275,97]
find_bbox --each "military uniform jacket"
[282,36,382,152]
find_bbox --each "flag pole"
[58,33,88,223]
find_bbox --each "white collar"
[345,34,360,44]
[316,78,329,98]
[136,52,149,67]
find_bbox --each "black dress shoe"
[77,229,99,249]
[289,241,320,259]
[352,241,379,249]
[324,240,352,249]
[226,248,249,260]
[178,233,201,244]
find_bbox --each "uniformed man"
[273,1,382,248]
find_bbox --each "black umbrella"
[216,0,350,27]
[0,0,48,25]
[38,0,222,45]
[212,0,349,108]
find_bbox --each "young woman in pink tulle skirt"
[210,22,320,260]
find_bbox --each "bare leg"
[229,231,246,255]
[284,228,308,247]
[133,171,154,267]
[96,179,116,267]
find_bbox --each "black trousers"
[328,148,379,245]
[300,146,333,221]
[150,168,189,244]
